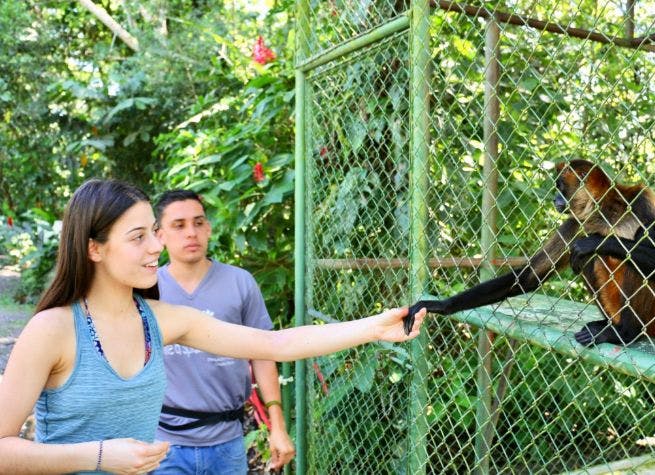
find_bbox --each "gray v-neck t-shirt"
[155,260,273,446]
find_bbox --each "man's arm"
[252,360,295,470]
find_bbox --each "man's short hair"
[154,189,204,224]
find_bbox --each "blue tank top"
[35,295,166,451]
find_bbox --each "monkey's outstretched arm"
[404,219,580,334]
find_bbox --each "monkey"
[405,159,655,346]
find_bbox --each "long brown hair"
[36,179,159,313]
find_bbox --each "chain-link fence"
[294,1,655,473]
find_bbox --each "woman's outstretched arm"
[154,303,427,362]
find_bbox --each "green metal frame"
[294,1,310,472]
[474,16,501,475]
[408,1,431,473]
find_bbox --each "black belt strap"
[159,404,244,431]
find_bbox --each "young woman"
[0,179,426,474]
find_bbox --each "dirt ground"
[0,267,36,439]
[0,267,32,374]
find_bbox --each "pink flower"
[252,36,276,65]
[253,162,265,183]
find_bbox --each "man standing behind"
[153,190,295,474]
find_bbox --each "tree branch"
[77,0,139,52]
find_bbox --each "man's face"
[156,199,211,264]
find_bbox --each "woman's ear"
[88,238,102,263]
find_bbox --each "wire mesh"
[297,0,655,473]
[304,30,413,473]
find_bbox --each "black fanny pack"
[159,404,245,431]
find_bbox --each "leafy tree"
[1,0,295,307]
[153,16,295,324]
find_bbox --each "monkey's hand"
[570,234,604,274]
[404,299,448,335]
[574,320,622,346]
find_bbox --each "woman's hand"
[373,307,426,342]
[99,438,169,475]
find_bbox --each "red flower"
[7,216,13,227]
[252,36,276,65]
[329,0,338,17]
[253,162,265,183]
[319,146,328,157]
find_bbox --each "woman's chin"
[132,274,158,290]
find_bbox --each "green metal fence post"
[297,16,409,73]
[282,360,292,475]
[473,16,501,475]
[408,0,431,473]
[294,0,310,472]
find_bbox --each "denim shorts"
[153,435,247,475]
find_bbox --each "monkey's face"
[554,163,578,213]
[554,161,603,219]
[553,185,568,213]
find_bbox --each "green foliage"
[2,1,296,321]
[0,0,293,214]
[244,423,271,462]
[0,209,60,303]
[153,64,295,325]
[309,343,417,473]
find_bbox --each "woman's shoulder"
[144,299,214,345]
[144,299,187,345]
[25,305,75,339]
[12,306,75,368]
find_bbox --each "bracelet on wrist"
[96,440,104,471]
[265,399,282,409]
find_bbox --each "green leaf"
[216,180,236,191]
[262,172,294,205]
[267,153,293,169]
[80,138,115,152]
[352,348,378,393]
[234,233,246,252]
[452,36,477,59]
[346,120,367,154]
[123,132,138,146]
[320,377,352,414]
[198,154,223,165]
